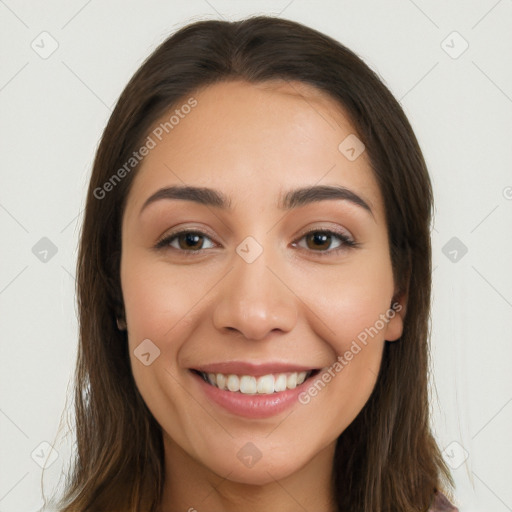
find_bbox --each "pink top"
[429,491,458,511]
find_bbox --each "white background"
[1,1,511,511]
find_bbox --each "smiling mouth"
[191,369,320,395]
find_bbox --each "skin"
[120,79,406,512]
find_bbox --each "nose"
[212,243,298,341]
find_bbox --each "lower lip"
[191,371,313,419]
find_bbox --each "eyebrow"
[139,184,373,217]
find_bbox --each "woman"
[51,15,458,512]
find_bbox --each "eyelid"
[291,226,358,256]
[154,225,359,255]
[154,226,219,251]
[294,225,355,243]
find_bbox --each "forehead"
[124,79,383,219]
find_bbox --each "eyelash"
[154,227,359,257]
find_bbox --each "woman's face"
[120,79,405,485]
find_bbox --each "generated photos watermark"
[298,302,403,405]
[93,97,198,200]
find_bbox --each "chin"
[220,465,298,486]
[203,447,311,486]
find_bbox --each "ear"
[384,289,408,342]
[116,316,127,331]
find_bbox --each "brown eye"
[293,229,356,255]
[176,232,205,251]
[304,232,333,251]
[155,230,216,252]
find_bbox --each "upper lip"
[191,361,318,377]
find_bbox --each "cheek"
[291,253,394,423]
[120,258,208,431]
[121,257,204,345]
[120,257,200,409]
[293,252,395,351]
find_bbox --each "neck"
[158,435,337,512]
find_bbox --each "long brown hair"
[48,15,455,512]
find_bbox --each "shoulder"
[428,490,458,512]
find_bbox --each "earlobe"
[385,292,407,342]
[116,316,127,331]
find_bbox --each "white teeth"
[274,374,287,392]
[201,370,312,395]
[216,373,226,390]
[257,374,274,394]
[239,375,257,394]
[226,374,240,392]
[287,372,297,389]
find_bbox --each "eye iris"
[306,232,331,251]
[179,232,203,250]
